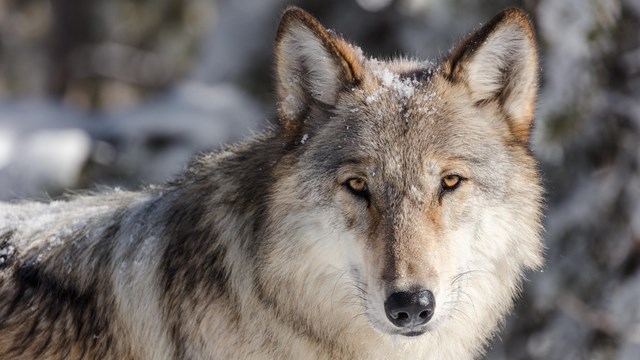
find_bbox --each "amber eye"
[347,178,367,192]
[345,178,369,198]
[442,175,462,190]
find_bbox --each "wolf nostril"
[384,290,435,329]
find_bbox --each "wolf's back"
[0,190,152,359]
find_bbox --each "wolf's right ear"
[444,8,538,144]
[275,7,364,146]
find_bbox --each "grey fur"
[0,7,542,359]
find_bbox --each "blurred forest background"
[1,0,639,358]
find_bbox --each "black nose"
[384,290,435,328]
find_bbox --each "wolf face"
[265,7,543,341]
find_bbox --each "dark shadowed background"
[1,0,639,358]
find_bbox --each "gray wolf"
[0,7,543,359]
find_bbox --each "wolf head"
[262,7,542,346]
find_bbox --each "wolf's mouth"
[398,329,427,337]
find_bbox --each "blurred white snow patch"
[24,129,90,182]
[0,102,90,200]
[0,129,16,169]
[1,129,90,199]
[356,0,393,12]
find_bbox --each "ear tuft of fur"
[445,8,538,143]
[275,7,364,146]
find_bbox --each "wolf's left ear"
[444,8,538,143]
[275,7,364,146]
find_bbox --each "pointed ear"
[444,8,538,143]
[275,7,364,146]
